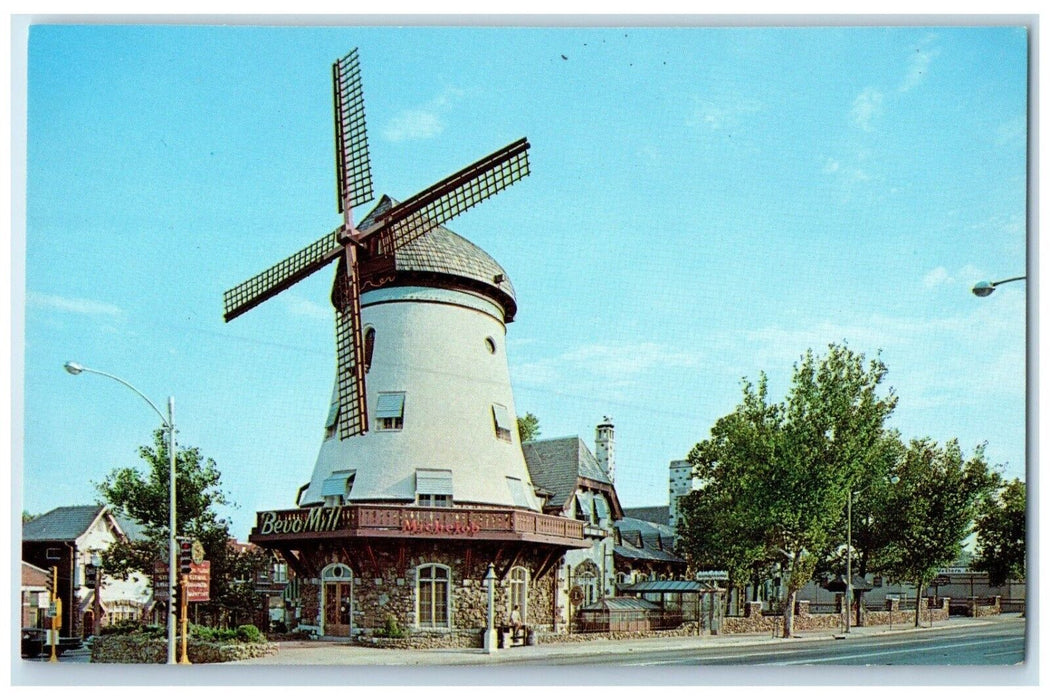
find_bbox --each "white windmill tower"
[223,49,541,512]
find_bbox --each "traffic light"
[179,539,193,574]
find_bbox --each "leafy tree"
[973,478,1025,587]
[22,511,37,524]
[812,429,905,581]
[517,412,541,443]
[876,438,998,626]
[95,429,234,604]
[681,344,897,637]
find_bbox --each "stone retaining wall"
[90,634,278,664]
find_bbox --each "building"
[21,562,50,629]
[247,204,588,645]
[668,459,700,536]
[523,419,688,628]
[21,505,152,639]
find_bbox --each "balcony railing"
[251,503,586,545]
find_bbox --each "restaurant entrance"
[322,564,353,637]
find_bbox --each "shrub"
[101,620,165,638]
[236,624,265,643]
[375,613,405,639]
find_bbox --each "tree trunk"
[913,578,925,628]
[782,587,797,638]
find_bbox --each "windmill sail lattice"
[222,48,530,440]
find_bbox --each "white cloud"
[850,87,884,131]
[283,294,331,321]
[822,158,840,174]
[899,46,938,93]
[382,87,465,143]
[512,340,704,399]
[687,96,763,132]
[923,266,951,288]
[995,115,1026,146]
[28,292,122,316]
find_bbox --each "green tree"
[517,412,541,443]
[95,429,233,602]
[876,438,998,627]
[973,478,1025,587]
[681,344,897,637]
[812,429,905,581]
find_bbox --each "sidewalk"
[231,613,1022,665]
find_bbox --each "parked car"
[21,628,82,658]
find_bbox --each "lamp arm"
[75,366,172,429]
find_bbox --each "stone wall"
[297,540,558,644]
[90,634,278,664]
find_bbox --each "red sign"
[401,518,481,536]
[154,561,211,602]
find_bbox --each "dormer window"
[376,392,405,431]
[321,470,355,507]
[416,469,453,507]
[491,403,513,442]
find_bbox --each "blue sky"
[17,24,1028,541]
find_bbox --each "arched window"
[364,327,376,373]
[508,566,528,623]
[417,564,451,628]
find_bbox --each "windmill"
[222,49,531,441]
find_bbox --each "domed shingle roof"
[358,196,517,321]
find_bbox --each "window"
[491,403,513,442]
[509,566,528,623]
[324,401,339,439]
[416,469,453,507]
[322,470,355,507]
[485,337,497,354]
[505,477,532,508]
[376,392,405,431]
[417,564,451,628]
[364,327,376,373]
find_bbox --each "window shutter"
[376,392,406,418]
[416,469,453,496]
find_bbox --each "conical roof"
[358,196,518,321]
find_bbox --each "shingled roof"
[358,195,518,321]
[22,505,106,541]
[521,436,612,510]
[612,515,684,564]
[23,505,148,543]
[622,505,670,527]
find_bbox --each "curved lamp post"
[972,276,1025,297]
[845,475,898,633]
[63,361,178,665]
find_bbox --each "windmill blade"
[333,48,373,213]
[223,228,344,322]
[333,260,369,439]
[364,137,530,255]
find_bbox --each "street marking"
[764,637,1023,665]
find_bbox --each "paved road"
[513,617,1026,666]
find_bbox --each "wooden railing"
[252,503,585,542]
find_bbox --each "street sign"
[569,585,584,606]
[932,575,951,586]
[47,603,57,618]
[154,560,212,602]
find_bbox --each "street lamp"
[845,475,898,633]
[63,361,179,665]
[972,276,1025,297]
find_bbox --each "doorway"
[321,564,354,637]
